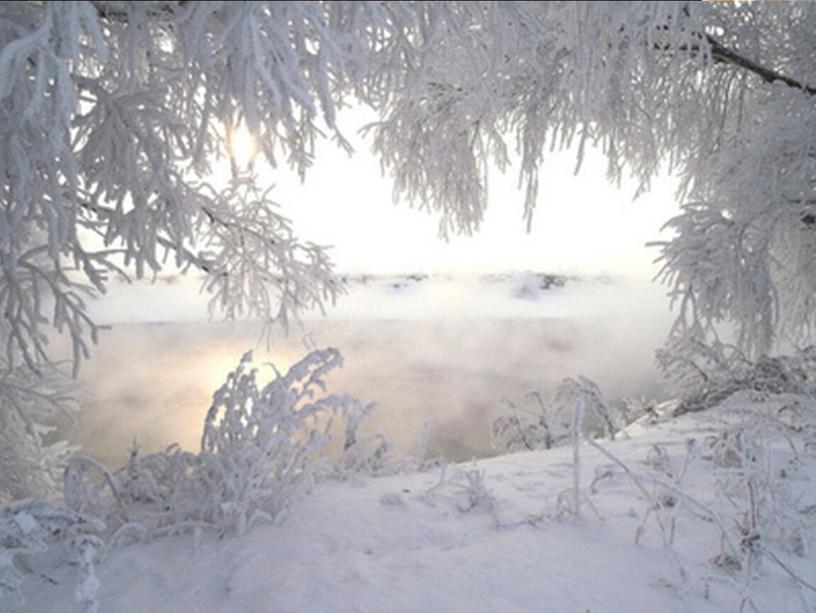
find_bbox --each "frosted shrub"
[0,498,103,608]
[64,348,375,540]
[491,392,562,453]
[492,379,624,457]
[196,348,372,534]
[426,463,498,517]
[554,377,622,442]
[0,364,78,503]
[658,336,816,415]
[491,377,623,516]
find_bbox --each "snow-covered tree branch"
[4,0,815,366]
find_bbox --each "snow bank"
[12,399,816,612]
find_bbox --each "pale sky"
[244,113,682,278]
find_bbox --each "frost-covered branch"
[707,33,816,97]
[3,0,816,366]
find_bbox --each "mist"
[65,275,676,466]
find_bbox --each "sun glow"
[227,123,259,173]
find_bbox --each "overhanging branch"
[672,6,816,96]
[707,35,816,96]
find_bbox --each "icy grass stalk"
[570,397,583,517]
[74,534,101,613]
[553,376,623,517]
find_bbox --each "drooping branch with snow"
[5,2,816,369]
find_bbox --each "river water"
[66,275,674,465]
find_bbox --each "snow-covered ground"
[15,399,816,612]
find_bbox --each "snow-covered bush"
[197,348,345,532]
[426,463,498,518]
[1,345,381,611]
[0,364,78,503]
[491,392,562,453]
[492,379,624,458]
[658,335,816,415]
[60,348,376,541]
[554,377,622,442]
[0,498,103,609]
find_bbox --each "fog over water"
[57,116,683,467]
[65,275,676,466]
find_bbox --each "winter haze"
[71,133,680,466]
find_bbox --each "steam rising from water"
[68,276,675,465]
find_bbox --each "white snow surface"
[16,406,816,612]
